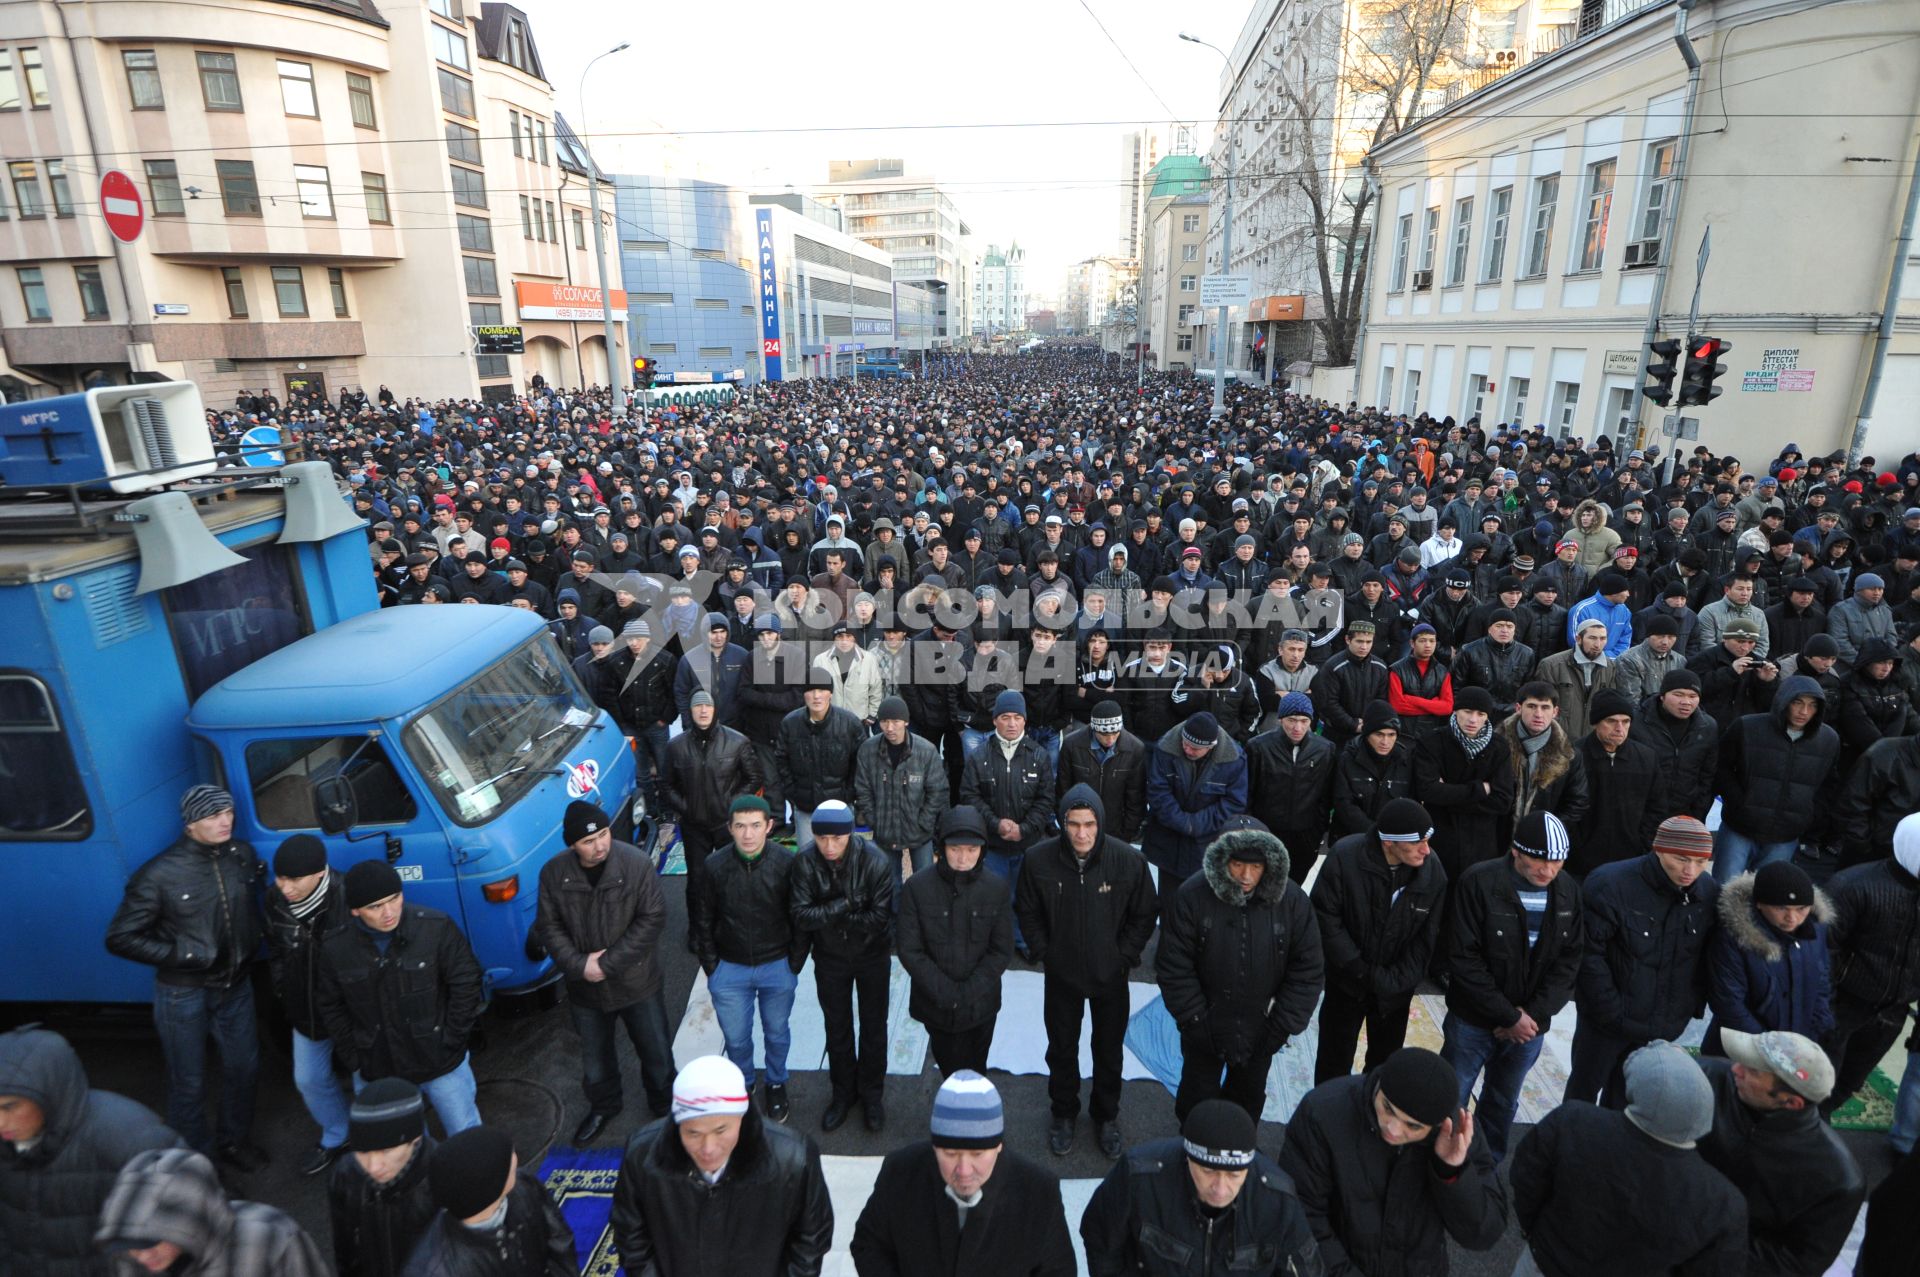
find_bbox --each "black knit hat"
[1753,860,1815,907]
[563,800,609,847]
[1182,1099,1257,1169]
[1589,689,1636,723]
[273,834,328,878]
[876,695,910,723]
[344,860,404,911]
[1375,798,1434,842]
[1373,1047,1459,1128]
[429,1126,515,1218]
[348,1077,425,1152]
[1361,700,1401,736]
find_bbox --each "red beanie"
[1845,480,1864,494]
[490,537,511,551]
[1778,467,1798,483]
[1879,472,1900,488]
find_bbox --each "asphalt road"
[35,870,1907,1275]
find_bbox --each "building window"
[1483,185,1511,282]
[45,159,72,216]
[1554,380,1581,430]
[271,266,308,317]
[1467,373,1489,417]
[1418,207,1439,274]
[457,212,492,252]
[509,111,523,157]
[429,0,459,17]
[362,172,390,224]
[1177,303,1195,326]
[1576,159,1615,272]
[518,194,532,238]
[75,265,108,319]
[1182,213,1200,233]
[535,120,548,166]
[504,18,532,73]
[215,159,260,215]
[8,160,42,217]
[449,164,485,208]
[1508,376,1531,424]
[1177,333,1193,352]
[1447,196,1472,286]
[1637,139,1676,243]
[277,59,317,116]
[462,254,497,296]
[1523,174,1558,277]
[0,51,17,111]
[544,200,557,242]
[221,266,248,317]
[437,68,474,118]
[347,72,376,128]
[572,208,585,248]
[444,121,482,164]
[19,48,48,108]
[328,267,349,317]
[1182,243,1199,262]
[1178,274,1196,292]
[17,267,50,320]
[123,50,164,109]
[431,25,469,70]
[197,51,242,111]
[1390,213,1412,291]
[290,164,332,218]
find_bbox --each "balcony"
[1413,0,1670,126]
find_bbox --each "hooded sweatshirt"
[0,1029,181,1277]
[92,1148,329,1277]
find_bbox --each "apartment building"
[822,158,972,348]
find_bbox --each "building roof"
[272,0,389,27]
[187,607,546,729]
[553,112,601,181]
[1147,155,1210,198]
[476,3,546,82]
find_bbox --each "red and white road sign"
[100,170,144,243]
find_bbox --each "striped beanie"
[1277,691,1315,720]
[672,1055,751,1124]
[1090,700,1125,734]
[1652,815,1714,860]
[929,1070,1003,1149]
[180,784,233,825]
[1513,810,1570,861]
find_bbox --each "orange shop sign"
[1253,295,1306,322]
[514,281,629,322]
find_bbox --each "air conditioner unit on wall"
[1412,269,1433,291]
[1623,239,1661,268]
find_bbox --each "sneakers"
[296,1144,339,1177]
[1096,1120,1124,1161]
[764,1084,790,1124]
[1047,1116,1074,1156]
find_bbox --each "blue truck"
[0,384,635,1005]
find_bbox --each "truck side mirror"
[312,777,359,835]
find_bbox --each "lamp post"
[1181,32,1236,420]
[578,42,630,417]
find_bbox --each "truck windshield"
[403,636,597,824]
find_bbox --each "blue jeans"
[792,809,814,849]
[1891,1034,1920,1155]
[151,979,259,1153]
[291,1028,352,1150]
[1441,1014,1545,1162]
[709,959,798,1088]
[885,840,935,914]
[1713,827,1799,880]
[1030,727,1062,771]
[353,1055,482,1135]
[960,728,991,759]
[984,849,1026,947]
[570,993,675,1117]
[632,724,671,813]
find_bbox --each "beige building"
[1142,155,1211,371]
[1356,0,1920,459]
[0,0,625,406]
[820,159,974,348]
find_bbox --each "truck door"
[235,732,464,927]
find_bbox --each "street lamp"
[578,42,630,417]
[1180,32,1235,420]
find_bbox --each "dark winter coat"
[898,857,1012,1033]
[328,1134,436,1277]
[1564,735,1667,877]
[1576,854,1719,1043]
[92,1148,328,1277]
[1855,1145,1920,1277]
[662,722,764,833]
[1156,827,1325,1063]
[1140,726,1250,876]
[1451,636,1537,718]
[1015,785,1159,992]
[1696,1058,1864,1277]
[1825,855,1920,1012]
[1414,726,1513,882]
[1705,873,1835,1047]
[608,645,676,733]
[610,1110,833,1277]
[315,904,485,1085]
[735,642,809,741]
[852,730,951,852]
[1832,666,1916,768]
[672,642,750,727]
[1443,858,1584,1033]
[1245,728,1338,842]
[0,1029,181,1277]
[1311,833,1447,1007]
[852,1142,1076,1277]
[533,839,666,1011]
[105,834,265,990]
[400,1170,574,1277]
[1836,734,1920,863]
[1715,676,1840,842]
[790,836,894,965]
[959,731,1058,856]
[688,843,802,975]
[1329,737,1417,841]
[1279,1073,1508,1277]
[775,705,867,811]
[1493,718,1589,852]
[263,868,350,1039]
[1168,669,1264,743]
[1510,1103,1747,1277]
[1057,725,1149,842]
[1634,702,1719,820]
[1080,1137,1324,1277]
[1315,651,1390,746]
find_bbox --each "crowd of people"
[5,352,1919,1274]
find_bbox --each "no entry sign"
[100,170,144,243]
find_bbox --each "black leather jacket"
[264,869,351,1039]
[105,834,264,989]
[663,723,764,833]
[315,905,485,1085]
[688,844,802,975]
[1827,856,1920,1011]
[790,838,894,964]
[399,1170,575,1277]
[774,705,867,811]
[328,1134,437,1277]
[1452,636,1537,717]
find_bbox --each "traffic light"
[1680,335,1731,407]
[1642,338,1683,407]
[631,356,655,389]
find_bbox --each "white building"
[821,159,973,347]
[749,194,896,382]
[972,242,1025,337]
[1064,256,1138,337]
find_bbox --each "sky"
[524,0,1253,304]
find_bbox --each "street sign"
[152,303,189,316]
[239,425,283,467]
[474,325,524,355]
[1199,275,1253,308]
[100,170,144,243]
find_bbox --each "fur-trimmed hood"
[1716,871,1834,962]
[1202,828,1290,905]
[1497,715,1574,792]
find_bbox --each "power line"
[1074,0,1187,130]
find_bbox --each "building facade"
[822,158,972,347]
[1063,255,1138,337]
[971,241,1024,337]
[613,175,757,384]
[0,0,626,405]
[1357,0,1920,458]
[750,194,897,381]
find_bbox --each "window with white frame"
[1182,213,1200,233]
[1418,207,1439,274]
[1508,376,1531,423]
[1182,243,1198,262]
[1447,196,1473,285]
[1636,139,1676,243]
[1524,174,1558,277]
[1576,159,1615,272]
[1179,274,1196,292]
[293,164,332,218]
[432,25,469,70]
[1391,213,1412,291]
[1483,185,1511,282]
[277,60,316,117]
[1553,381,1581,431]
[1467,373,1489,417]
